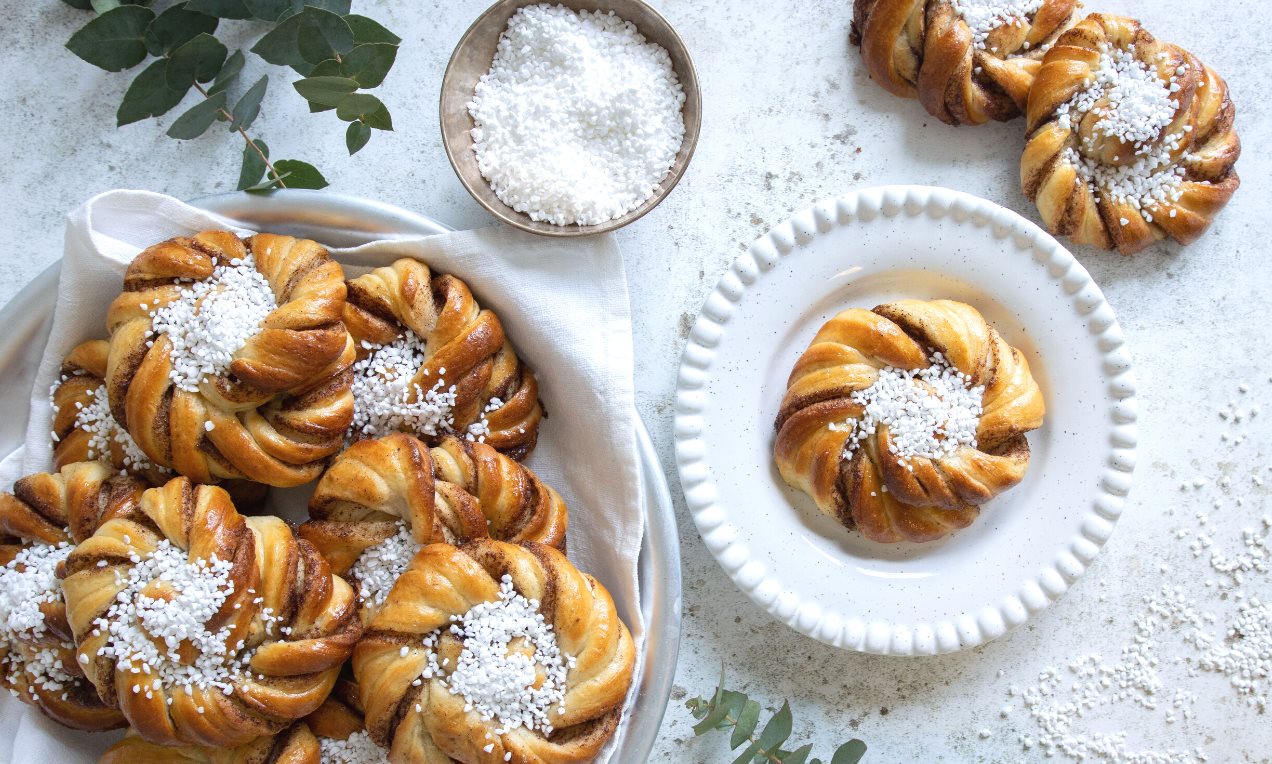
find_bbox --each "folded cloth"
[0,190,645,763]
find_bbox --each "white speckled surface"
[1,1,1268,762]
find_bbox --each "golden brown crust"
[104,232,355,487]
[99,722,321,764]
[1021,13,1240,254]
[353,540,633,764]
[774,300,1045,543]
[60,477,362,747]
[853,0,1082,124]
[344,258,542,460]
[299,433,568,621]
[0,461,146,732]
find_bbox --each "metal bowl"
[440,0,702,237]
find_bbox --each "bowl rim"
[439,0,702,238]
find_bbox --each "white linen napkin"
[0,189,645,762]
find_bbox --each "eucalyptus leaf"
[167,91,227,139]
[346,14,400,45]
[302,0,351,13]
[345,120,371,154]
[251,12,305,68]
[729,740,761,764]
[757,702,793,753]
[208,49,245,95]
[166,33,227,89]
[335,93,391,130]
[273,159,328,189]
[237,137,269,190]
[231,75,268,130]
[340,42,397,88]
[62,0,95,10]
[293,75,357,106]
[65,5,154,72]
[184,0,252,19]
[245,0,292,21]
[296,7,354,65]
[783,744,814,764]
[731,700,762,749]
[144,5,217,56]
[309,101,335,113]
[91,0,122,12]
[117,58,188,125]
[829,740,867,764]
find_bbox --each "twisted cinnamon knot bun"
[60,476,362,747]
[99,722,320,764]
[344,258,542,460]
[299,433,567,620]
[353,540,634,763]
[1022,14,1240,254]
[0,461,146,731]
[105,231,356,487]
[852,0,1082,125]
[774,300,1045,543]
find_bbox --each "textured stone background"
[1,1,1269,762]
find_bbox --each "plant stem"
[192,82,287,188]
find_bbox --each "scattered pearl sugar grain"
[468,4,686,226]
[350,523,421,609]
[950,0,1045,51]
[996,385,1271,762]
[319,731,390,764]
[419,574,574,736]
[148,254,277,392]
[0,542,78,696]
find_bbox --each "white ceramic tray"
[0,190,681,760]
[675,185,1137,656]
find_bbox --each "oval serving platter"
[675,185,1137,656]
[0,189,681,761]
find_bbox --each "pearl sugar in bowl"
[441,0,701,237]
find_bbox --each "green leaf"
[783,744,815,764]
[336,93,391,130]
[91,0,122,12]
[166,91,226,138]
[208,49,245,95]
[117,58,189,125]
[757,702,794,754]
[245,0,291,20]
[144,5,217,56]
[692,698,733,736]
[166,33,227,89]
[244,172,289,192]
[231,75,268,129]
[62,0,95,10]
[830,740,867,764]
[729,740,761,764]
[731,699,762,749]
[345,120,371,154]
[293,75,357,106]
[340,42,397,88]
[303,0,351,12]
[237,137,269,190]
[65,5,154,71]
[296,7,354,65]
[273,159,328,189]
[251,12,305,68]
[346,14,400,45]
[184,0,252,18]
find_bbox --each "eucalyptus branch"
[192,81,287,189]
[62,0,403,191]
[686,669,867,764]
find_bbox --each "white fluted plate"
[674,186,1138,656]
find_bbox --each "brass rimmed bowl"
[440,0,701,237]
